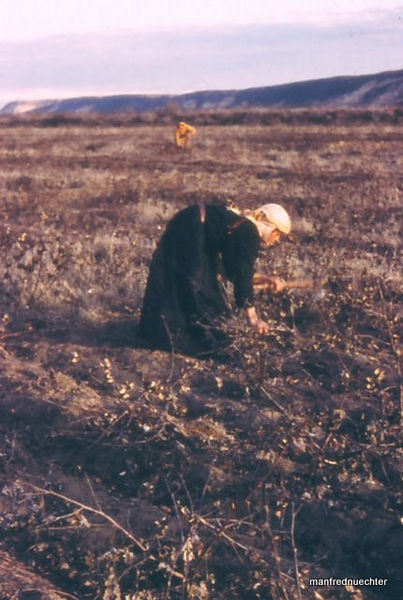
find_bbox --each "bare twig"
[26,483,148,553]
[27,241,45,304]
[163,475,187,598]
[232,339,292,417]
[193,514,250,554]
[85,473,103,512]
[259,384,292,418]
[291,502,302,600]
[199,458,217,509]
[264,504,290,600]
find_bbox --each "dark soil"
[0,109,402,599]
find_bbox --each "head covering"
[255,203,291,235]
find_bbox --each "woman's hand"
[253,273,286,294]
[268,276,286,293]
[253,319,270,334]
[246,306,270,334]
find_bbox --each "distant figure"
[139,202,291,357]
[175,121,196,149]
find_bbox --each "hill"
[1,68,402,115]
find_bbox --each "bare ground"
[0,109,402,599]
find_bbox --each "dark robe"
[139,204,260,356]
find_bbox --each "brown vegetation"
[0,109,402,599]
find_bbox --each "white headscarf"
[255,203,291,235]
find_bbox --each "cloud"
[1,0,402,40]
[0,10,402,107]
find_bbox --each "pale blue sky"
[1,1,402,107]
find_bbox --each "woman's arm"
[253,273,286,293]
[225,220,270,335]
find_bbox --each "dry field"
[0,110,402,599]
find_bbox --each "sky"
[1,1,402,108]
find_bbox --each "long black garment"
[139,203,260,355]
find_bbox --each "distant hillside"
[2,69,402,115]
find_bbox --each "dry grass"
[0,109,402,600]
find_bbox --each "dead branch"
[27,482,149,553]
